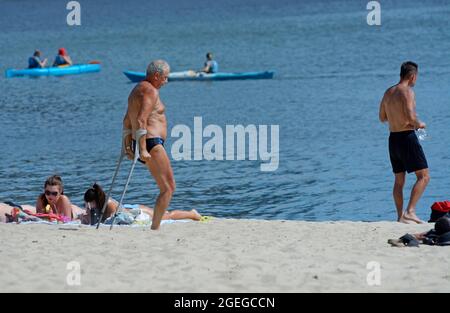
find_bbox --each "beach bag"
[429,201,450,223]
[104,212,134,225]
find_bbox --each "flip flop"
[200,216,213,223]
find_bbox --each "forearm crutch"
[96,128,132,229]
[95,150,125,229]
[109,129,147,230]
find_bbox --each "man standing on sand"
[379,61,430,224]
[122,60,175,230]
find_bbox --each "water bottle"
[416,128,430,141]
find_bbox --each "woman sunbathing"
[35,175,83,220]
[1,175,83,223]
[80,183,202,225]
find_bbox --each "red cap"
[58,48,67,56]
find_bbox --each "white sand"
[0,219,448,293]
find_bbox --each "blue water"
[1,0,449,221]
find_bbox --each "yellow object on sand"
[200,216,213,223]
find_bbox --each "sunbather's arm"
[59,196,73,220]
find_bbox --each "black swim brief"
[389,130,428,174]
[132,137,165,164]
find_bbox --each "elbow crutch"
[108,129,147,230]
[96,129,130,229]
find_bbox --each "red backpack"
[429,201,450,222]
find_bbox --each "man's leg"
[393,172,406,221]
[145,145,176,230]
[402,168,430,223]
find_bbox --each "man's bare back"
[379,84,420,132]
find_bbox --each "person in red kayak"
[52,48,73,66]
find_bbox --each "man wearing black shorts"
[379,61,430,224]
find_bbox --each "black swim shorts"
[389,130,428,174]
[132,137,165,164]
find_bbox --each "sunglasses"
[45,190,59,197]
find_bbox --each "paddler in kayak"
[52,47,73,67]
[200,52,219,74]
[28,50,47,69]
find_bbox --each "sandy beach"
[0,219,448,293]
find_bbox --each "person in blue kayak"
[52,47,73,67]
[201,52,219,73]
[28,50,47,69]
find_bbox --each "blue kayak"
[123,70,274,83]
[5,64,101,78]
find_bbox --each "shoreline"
[0,219,448,292]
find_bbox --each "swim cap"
[58,48,67,56]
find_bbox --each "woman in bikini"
[35,175,83,220]
[80,183,202,225]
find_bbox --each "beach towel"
[3,201,196,227]
[5,201,71,223]
[102,208,192,226]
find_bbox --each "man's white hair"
[146,60,170,77]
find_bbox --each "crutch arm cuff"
[136,128,148,140]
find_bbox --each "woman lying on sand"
[0,179,202,224]
[1,175,83,223]
[35,175,83,220]
[79,183,202,225]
